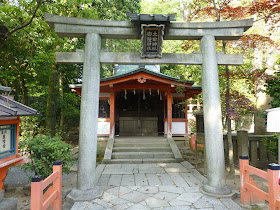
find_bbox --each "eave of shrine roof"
[0,95,39,117]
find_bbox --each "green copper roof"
[102,67,194,85]
[114,65,160,75]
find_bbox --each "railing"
[239,155,280,209]
[30,161,62,210]
[190,133,204,150]
[225,133,276,168]
[190,133,206,173]
[192,131,276,168]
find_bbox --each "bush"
[262,134,278,157]
[19,135,74,179]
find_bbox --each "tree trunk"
[185,0,194,21]
[179,0,186,22]
[46,65,60,137]
[224,41,235,176]
[13,79,20,101]
[180,0,194,22]
[59,71,64,128]
[226,114,235,176]
[20,77,29,105]
[254,88,270,135]
[253,49,272,134]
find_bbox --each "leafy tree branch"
[1,0,41,41]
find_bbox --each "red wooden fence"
[30,161,62,210]
[239,155,280,209]
[190,133,204,150]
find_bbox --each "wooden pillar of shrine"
[167,91,172,138]
[109,90,115,139]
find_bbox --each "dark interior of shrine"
[116,91,164,135]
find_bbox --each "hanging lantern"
[124,89,127,99]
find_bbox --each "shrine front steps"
[103,136,184,164]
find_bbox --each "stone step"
[113,147,172,152]
[112,152,174,159]
[114,143,170,147]
[114,139,168,144]
[103,137,183,164]
[107,158,177,164]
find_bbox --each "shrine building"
[70,65,201,139]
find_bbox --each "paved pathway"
[71,161,242,210]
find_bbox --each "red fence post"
[239,155,250,205]
[52,160,62,210]
[190,133,196,150]
[30,175,43,210]
[267,163,280,210]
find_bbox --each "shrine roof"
[101,67,194,85]
[0,95,39,117]
[188,86,202,90]
[69,68,196,89]
[0,86,11,92]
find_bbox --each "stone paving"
[71,161,242,210]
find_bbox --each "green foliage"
[96,147,106,163]
[141,0,180,17]
[266,74,280,108]
[266,58,280,108]
[19,135,74,179]
[20,116,45,139]
[0,0,141,137]
[261,134,279,157]
[1,0,279,138]
[92,0,140,20]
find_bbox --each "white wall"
[98,120,110,135]
[164,121,186,135]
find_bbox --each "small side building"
[0,86,38,209]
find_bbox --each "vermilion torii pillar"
[109,90,115,139]
[45,13,253,204]
[167,91,172,138]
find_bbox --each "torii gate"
[45,14,253,203]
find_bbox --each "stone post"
[66,33,102,207]
[237,130,249,158]
[200,35,232,195]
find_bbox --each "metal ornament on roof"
[141,24,164,58]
